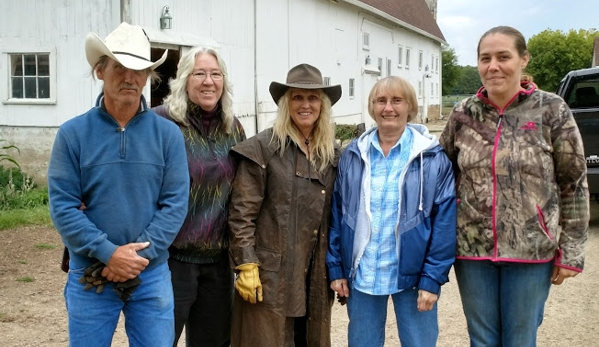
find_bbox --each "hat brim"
[85,33,167,71]
[269,82,342,106]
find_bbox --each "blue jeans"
[454,259,553,347]
[346,287,438,347]
[65,262,174,347]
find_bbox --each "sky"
[437,0,599,66]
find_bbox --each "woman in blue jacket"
[326,76,456,347]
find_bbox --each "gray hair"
[162,46,235,133]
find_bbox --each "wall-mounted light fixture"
[365,55,371,65]
[160,5,172,30]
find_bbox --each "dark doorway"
[151,48,180,107]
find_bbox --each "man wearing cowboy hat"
[48,22,189,346]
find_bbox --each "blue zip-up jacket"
[326,125,456,295]
[48,94,190,270]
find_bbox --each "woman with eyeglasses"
[228,64,341,346]
[326,76,456,347]
[153,46,246,347]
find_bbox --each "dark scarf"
[186,101,221,135]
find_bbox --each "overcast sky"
[437,0,599,66]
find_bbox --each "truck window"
[565,76,599,108]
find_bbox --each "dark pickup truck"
[556,67,599,202]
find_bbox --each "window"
[435,57,439,73]
[397,45,403,67]
[431,82,434,97]
[387,58,392,77]
[431,56,435,72]
[418,50,423,70]
[5,50,56,104]
[10,53,50,99]
[406,48,411,69]
[377,57,383,73]
[362,32,370,50]
[323,77,331,86]
[348,78,355,98]
[418,81,422,98]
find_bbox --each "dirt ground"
[1,204,598,346]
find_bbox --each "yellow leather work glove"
[235,263,263,304]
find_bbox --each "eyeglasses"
[191,71,224,81]
[374,97,404,107]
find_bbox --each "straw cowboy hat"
[269,64,342,106]
[85,22,167,70]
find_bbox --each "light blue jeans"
[65,261,174,347]
[346,287,438,347]
[454,259,553,347]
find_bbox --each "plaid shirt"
[354,128,413,295]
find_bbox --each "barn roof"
[351,0,446,43]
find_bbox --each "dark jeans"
[169,254,234,347]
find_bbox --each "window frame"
[397,45,403,68]
[348,78,355,98]
[405,48,411,70]
[362,32,370,51]
[3,48,57,105]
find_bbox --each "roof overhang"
[340,0,447,45]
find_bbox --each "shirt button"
[297,171,301,175]
[261,164,266,169]
[321,190,325,194]
[313,229,318,235]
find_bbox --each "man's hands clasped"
[77,241,150,302]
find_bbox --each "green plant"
[0,166,32,191]
[0,139,20,168]
[0,186,47,211]
[35,243,57,250]
[335,124,361,142]
[17,276,35,283]
[18,260,27,264]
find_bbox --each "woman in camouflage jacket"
[440,26,589,347]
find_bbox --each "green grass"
[34,243,57,250]
[17,260,27,264]
[0,205,52,230]
[16,276,35,283]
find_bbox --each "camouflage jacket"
[440,86,589,270]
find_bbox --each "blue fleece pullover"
[326,124,457,295]
[48,95,190,269]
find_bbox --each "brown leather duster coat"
[228,128,339,347]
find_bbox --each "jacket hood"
[355,123,440,157]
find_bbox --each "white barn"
[0,0,445,183]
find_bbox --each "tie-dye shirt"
[154,105,246,263]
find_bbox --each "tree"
[442,45,461,95]
[527,28,598,92]
[452,65,481,95]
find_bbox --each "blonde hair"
[367,76,418,122]
[162,46,235,134]
[271,89,335,172]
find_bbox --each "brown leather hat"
[269,64,342,106]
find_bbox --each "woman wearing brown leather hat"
[228,63,341,347]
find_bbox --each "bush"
[0,166,46,210]
[335,124,361,142]
[0,166,35,191]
